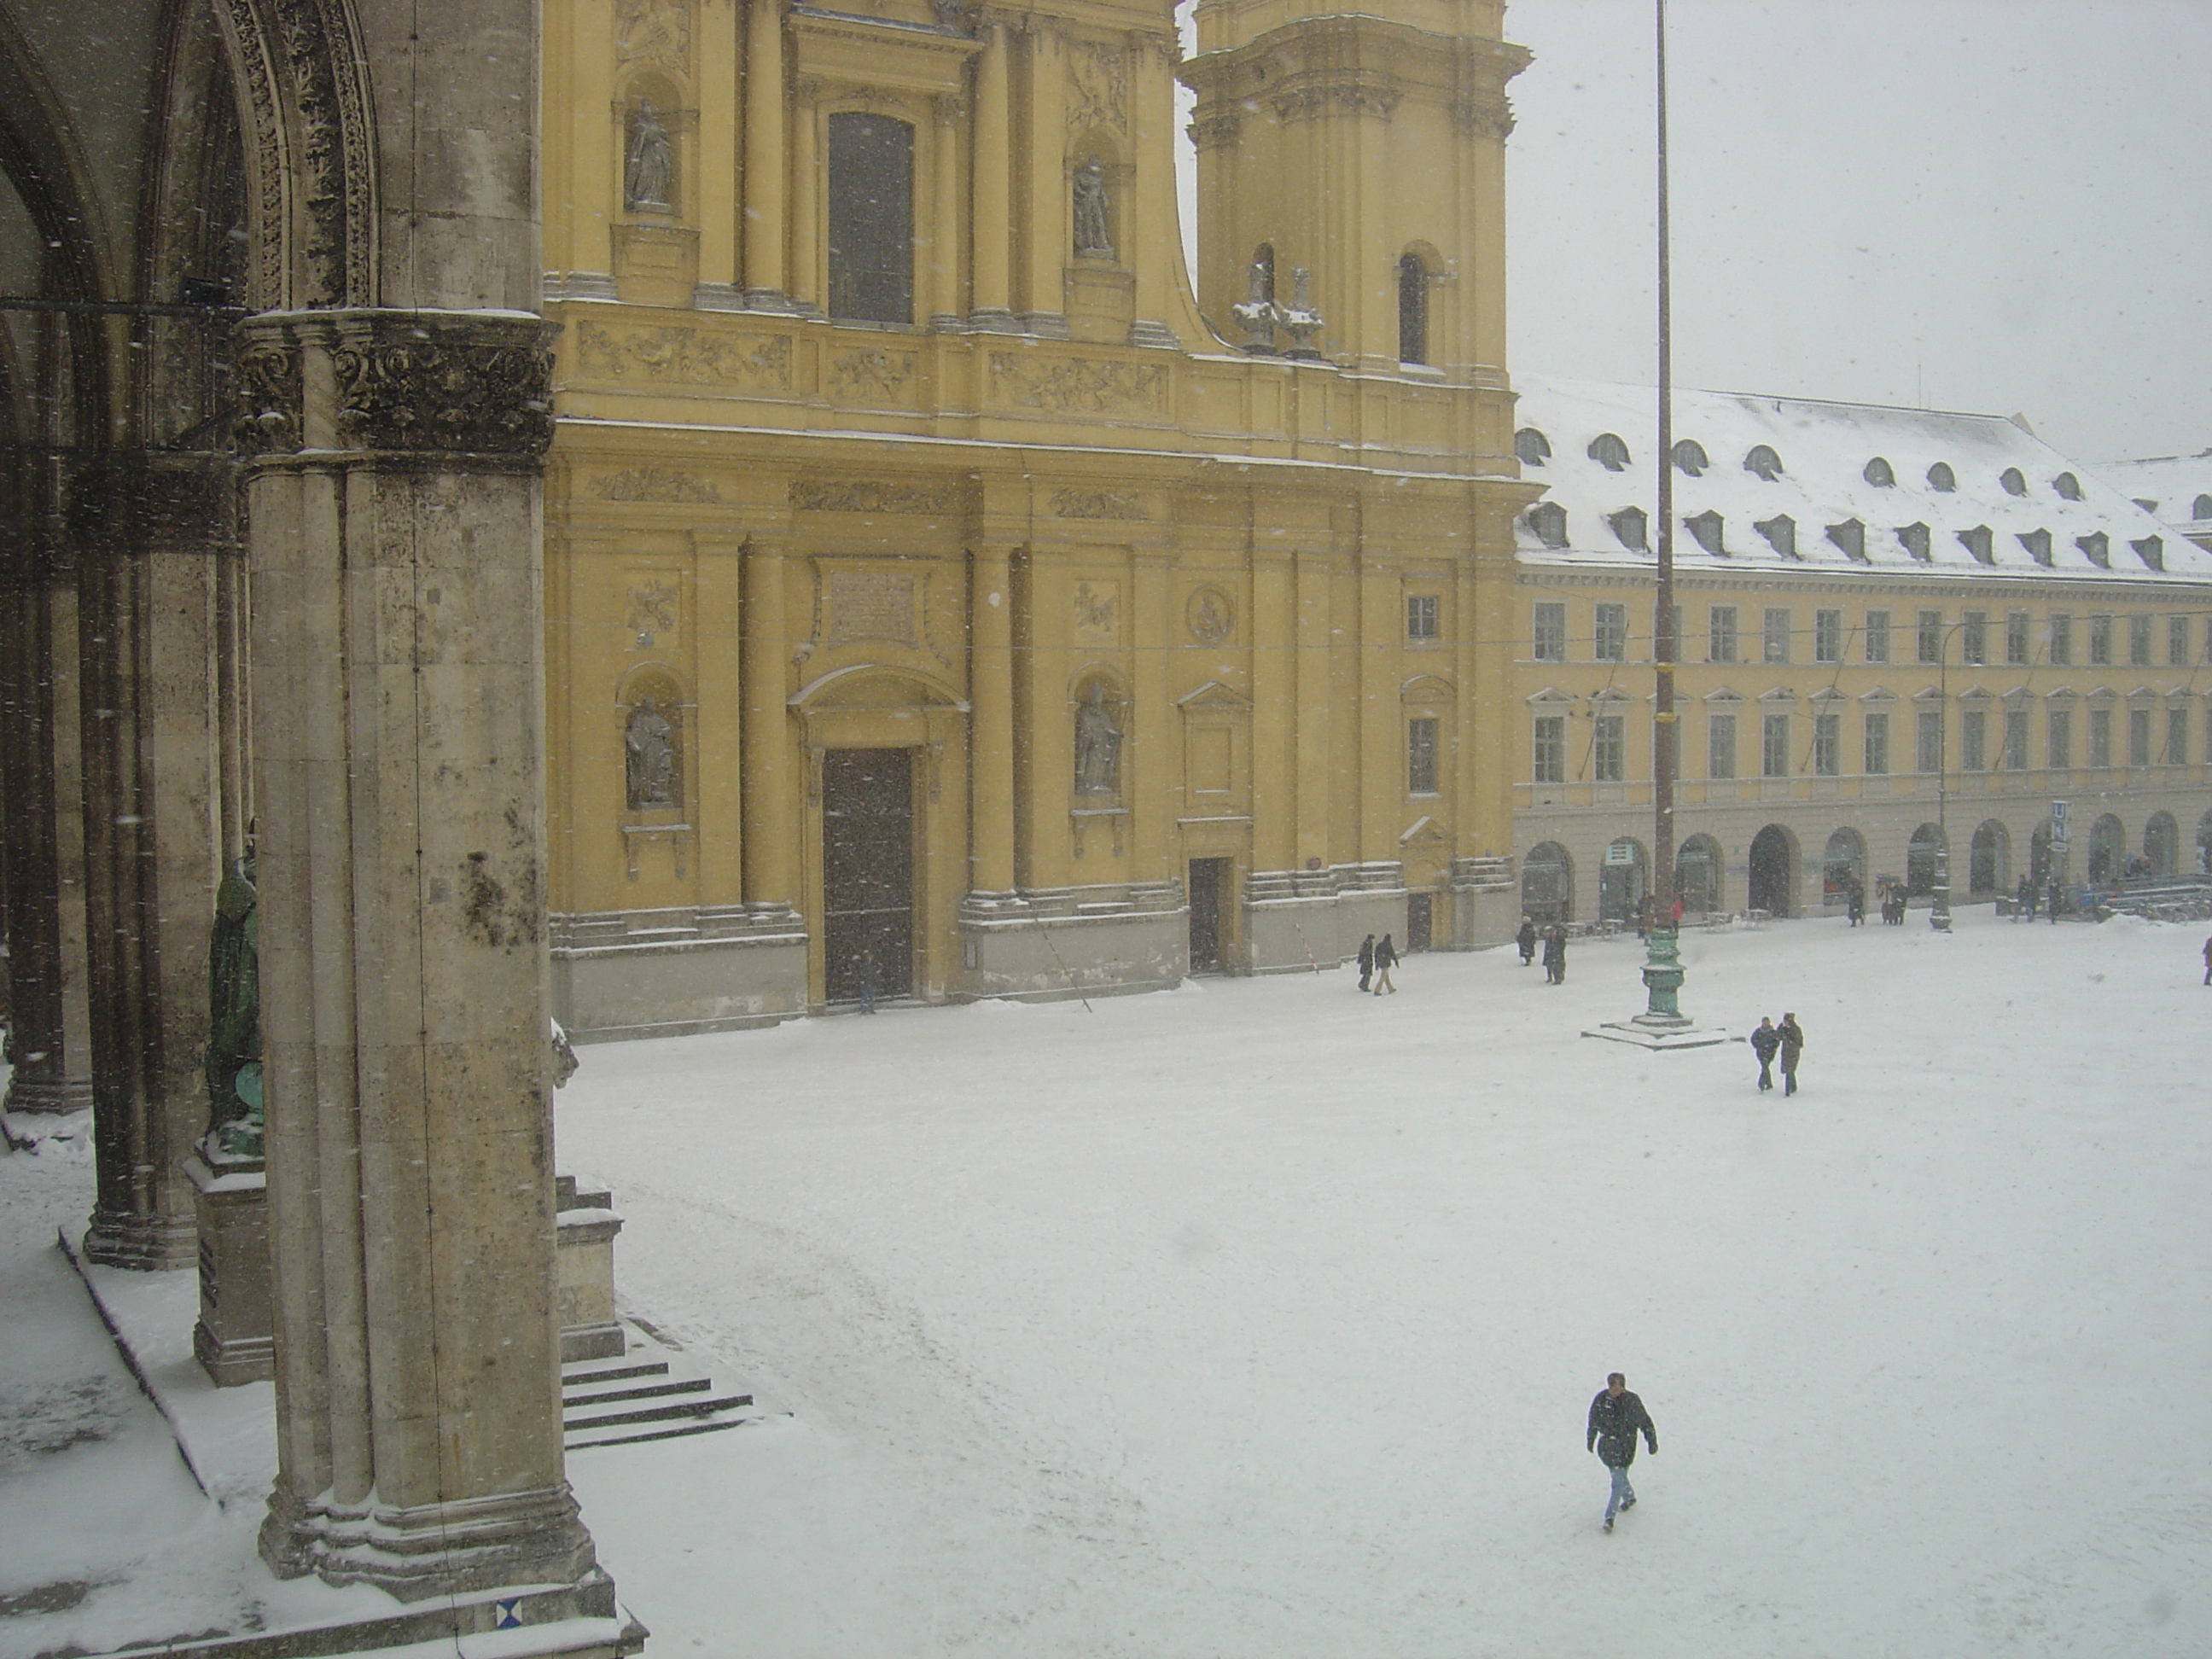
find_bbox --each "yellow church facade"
[538,0,1535,1035]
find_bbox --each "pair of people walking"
[1354,933,1398,993]
[1748,1013,1805,1094]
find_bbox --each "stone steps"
[560,1321,780,1452]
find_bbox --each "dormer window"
[1959,525,1994,564]
[1514,428,1551,467]
[2194,494,2212,521]
[1897,522,1931,562]
[1526,501,1569,549]
[2053,472,2083,501]
[2131,498,2157,514]
[1608,507,1648,550]
[2000,468,2027,497]
[1685,509,1726,555]
[1586,433,1632,472]
[1864,457,1895,487]
[1743,445,1784,481]
[1926,463,1956,493]
[2133,535,2165,572]
[1826,519,1867,562]
[1755,515,1797,558]
[1672,439,1708,477]
[2074,531,2106,568]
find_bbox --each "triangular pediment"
[1175,679,1251,712]
[1400,814,1449,847]
[1757,685,1799,702]
[1526,685,1579,705]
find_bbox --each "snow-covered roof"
[1510,375,2212,586]
[2084,452,2212,538]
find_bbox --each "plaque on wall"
[827,569,918,648]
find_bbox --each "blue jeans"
[1605,1462,1635,1518]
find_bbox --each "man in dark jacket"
[1516,916,1538,967]
[1777,1012,1804,1096]
[1541,924,1567,985]
[1371,932,1398,994]
[1356,934,1375,992]
[1749,1016,1780,1091]
[1587,1372,1657,1532]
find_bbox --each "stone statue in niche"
[203,824,262,1162]
[1074,682,1123,795]
[626,696,678,808]
[625,99,675,212]
[1072,157,1113,259]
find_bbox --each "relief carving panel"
[575,319,792,389]
[989,352,1167,416]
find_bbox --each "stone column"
[969,20,1013,328]
[928,96,963,328]
[1357,552,1396,864]
[742,0,789,306]
[1018,24,1066,335]
[968,543,1016,894]
[694,0,743,306]
[1248,547,1294,875]
[1129,549,1173,876]
[1293,549,1335,866]
[742,533,797,910]
[788,80,820,312]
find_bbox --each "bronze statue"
[204,835,262,1161]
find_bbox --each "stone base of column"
[1016,311,1071,339]
[4,1071,94,1115]
[81,1207,198,1271]
[186,1152,274,1385]
[261,1481,602,1604]
[966,307,1021,333]
[1583,1018,1733,1051]
[1126,318,1181,349]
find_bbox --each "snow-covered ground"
[3,911,2204,1657]
[556,909,2211,1657]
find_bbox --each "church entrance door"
[1188,858,1230,974]
[823,748,915,1003]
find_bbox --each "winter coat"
[1374,937,1399,969]
[1587,1388,1657,1469]
[1749,1023,1781,1063]
[1776,1018,1804,1071]
[1516,922,1538,958]
[1541,930,1566,968]
[1357,938,1375,972]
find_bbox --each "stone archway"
[1521,840,1574,925]
[1598,835,1647,924]
[1821,828,1866,909]
[1677,833,1723,915]
[2088,812,2125,884]
[2144,811,2178,878]
[1748,824,1796,917]
[1970,820,2010,895]
[1906,822,1945,897]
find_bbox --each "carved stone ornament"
[1051,488,1145,521]
[827,349,917,400]
[1072,158,1113,259]
[626,581,680,645]
[576,319,791,388]
[614,0,691,64]
[330,313,559,458]
[625,697,679,809]
[625,100,676,212]
[1074,681,1124,795]
[989,352,1167,416]
[1068,41,1128,132]
[790,479,962,515]
[234,336,303,456]
[1187,586,1233,644]
[1072,579,1119,645]
[592,467,719,503]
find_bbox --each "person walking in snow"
[1587,1371,1657,1533]
[1846,882,1865,928]
[1749,1016,1780,1091]
[1356,933,1376,992]
[1371,932,1398,994]
[1541,924,1567,986]
[2201,934,2210,987]
[2046,878,2062,924]
[1776,1012,1804,1096]
[2015,876,2034,923]
[1516,915,1538,967]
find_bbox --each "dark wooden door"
[1187,858,1229,973]
[823,748,914,1003]
[1406,891,1433,952]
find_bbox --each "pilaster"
[968,542,1017,894]
[742,0,790,303]
[742,532,798,910]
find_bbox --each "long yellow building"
[540,0,1536,1035]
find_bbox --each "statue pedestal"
[556,1175,626,1364]
[184,1150,273,1385]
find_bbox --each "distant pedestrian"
[1671,894,1684,926]
[1636,894,1655,940]
[1357,933,1376,992]
[1542,924,1567,986]
[1516,915,1538,967]
[1846,882,1865,928]
[1587,1371,1657,1533]
[1777,1012,1804,1096]
[1372,933,1398,994]
[2015,876,2033,923]
[1749,1016,1780,1091]
[2047,879,2061,924]
[2202,935,2210,987]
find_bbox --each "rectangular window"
[1532,715,1565,783]
[1962,709,1986,771]
[1707,713,1738,778]
[1407,717,1439,794]
[2128,706,2150,767]
[2005,611,2030,666]
[2088,614,2112,666]
[2003,708,2028,770]
[1406,594,1439,642]
[2173,614,2192,667]
[1762,713,1789,777]
[1864,610,1890,664]
[2087,707,2111,768]
[2168,705,2188,765]
[1918,609,1944,665]
[1961,612,1987,666]
[1916,709,1943,773]
[2050,614,2072,666]
[1763,608,1791,664]
[1594,603,1627,662]
[1593,714,1624,783]
[2048,708,2071,771]
[1813,713,1840,777]
[1708,606,1738,664]
[1814,608,1842,663]
[1863,711,1889,775]
[827,113,917,324]
[2129,614,2153,667]
[1532,602,1567,662]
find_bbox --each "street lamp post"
[1931,622,1953,932]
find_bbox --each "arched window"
[1672,439,1708,477]
[2052,472,2083,501]
[2195,493,2212,521]
[1526,502,1569,549]
[1863,456,1895,488]
[2000,467,2027,497]
[1514,427,1551,467]
[1397,253,1428,364]
[1743,444,1783,481]
[828,113,914,324]
[1926,461,1957,492]
[1587,432,1632,472]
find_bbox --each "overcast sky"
[1500,0,2212,463]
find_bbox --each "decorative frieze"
[1051,488,1146,521]
[826,348,917,401]
[330,313,558,458]
[591,467,720,503]
[989,352,1167,416]
[790,478,963,515]
[575,318,792,389]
